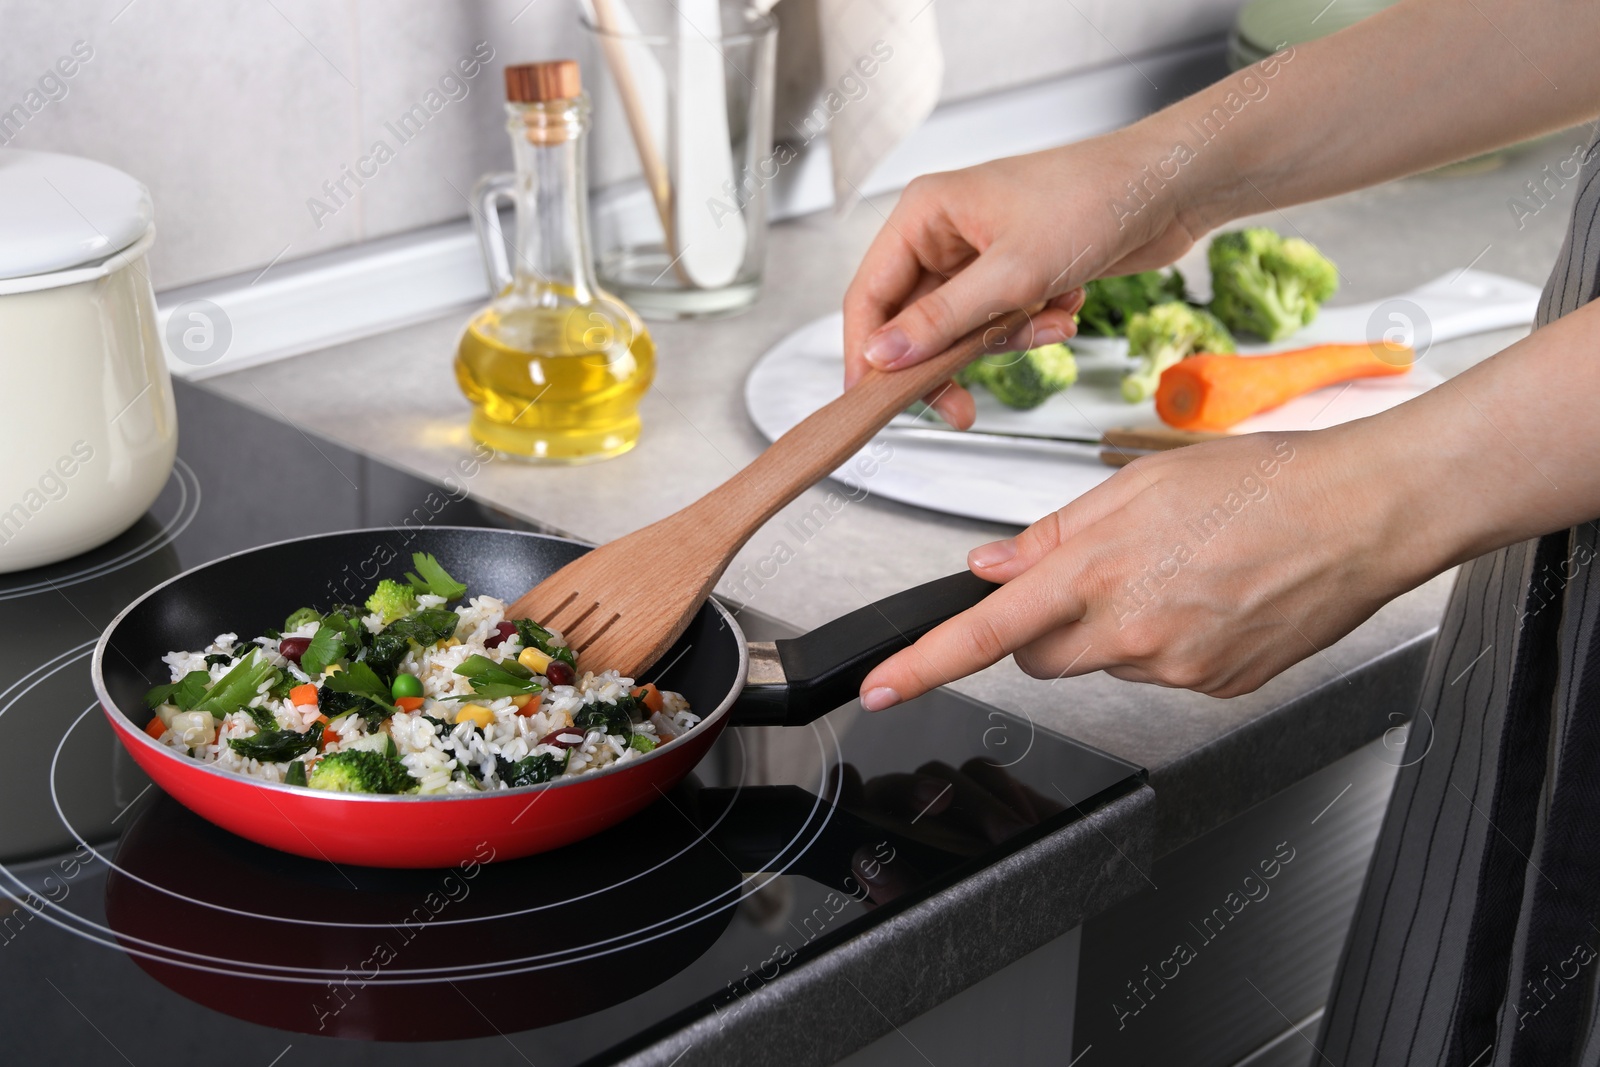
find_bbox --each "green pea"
[391,673,424,699]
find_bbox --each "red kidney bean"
[540,729,585,749]
[544,660,576,687]
[278,636,312,664]
[484,621,517,649]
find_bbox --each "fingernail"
[861,686,901,711]
[969,538,1017,569]
[1033,326,1067,346]
[864,327,913,368]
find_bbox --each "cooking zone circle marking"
[0,639,97,710]
[0,458,200,601]
[6,703,846,984]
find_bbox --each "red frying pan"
[93,527,993,867]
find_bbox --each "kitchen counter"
[199,132,1583,1062]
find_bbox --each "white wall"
[0,0,1239,290]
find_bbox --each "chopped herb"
[144,670,211,711]
[360,633,409,684]
[574,699,633,739]
[229,722,322,762]
[322,661,399,716]
[204,653,233,668]
[513,618,577,667]
[359,609,461,684]
[317,685,364,718]
[495,752,566,787]
[629,733,658,753]
[284,760,308,787]
[385,609,459,646]
[404,552,467,601]
[243,706,278,732]
[321,610,369,651]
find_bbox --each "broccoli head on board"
[1077,269,1188,337]
[1122,303,1235,403]
[955,342,1079,410]
[1208,228,1338,341]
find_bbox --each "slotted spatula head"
[505,509,731,680]
[506,308,1040,680]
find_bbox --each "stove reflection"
[104,789,739,1041]
[100,757,1032,1041]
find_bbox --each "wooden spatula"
[506,309,1037,678]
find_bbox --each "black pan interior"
[99,527,743,728]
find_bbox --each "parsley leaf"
[299,624,347,677]
[322,661,399,716]
[404,552,467,601]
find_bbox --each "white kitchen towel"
[813,0,943,210]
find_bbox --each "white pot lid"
[0,149,153,281]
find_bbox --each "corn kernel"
[456,705,495,730]
[517,646,552,675]
[322,663,342,676]
[446,637,462,647]
[511,693,535,709]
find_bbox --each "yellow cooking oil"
[454,297,654,463]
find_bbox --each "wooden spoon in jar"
[506,309,1039,678]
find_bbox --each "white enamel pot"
[0,150,176,574]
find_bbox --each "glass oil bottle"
[456,60,654,462]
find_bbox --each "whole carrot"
[1155,343,1413,432]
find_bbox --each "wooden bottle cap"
[505,61,582,103]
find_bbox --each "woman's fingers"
[843,195,971,385]
[920,379,976,429]
[858,556,1089,710]
[862,253,1036,372]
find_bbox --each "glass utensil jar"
[456,60,654,463]
[582,1,777,319]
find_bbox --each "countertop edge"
[614,783,1157,1067]
[1147,628,1436,856]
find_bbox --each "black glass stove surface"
[0,381,1141,1066]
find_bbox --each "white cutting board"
[744,270,1541,526]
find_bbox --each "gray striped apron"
[1316,136,1600,1067]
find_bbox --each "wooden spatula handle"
[701,308,1039,545]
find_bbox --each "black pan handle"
[730,571,998,727]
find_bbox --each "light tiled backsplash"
[1,0,1237,291]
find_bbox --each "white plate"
[745,270,1541,526]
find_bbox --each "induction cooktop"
[0,380,1142,1066]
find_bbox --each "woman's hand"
[842,133,1214,426]
[858,426,1435,706]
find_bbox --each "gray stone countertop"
[201,130,1581,859]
